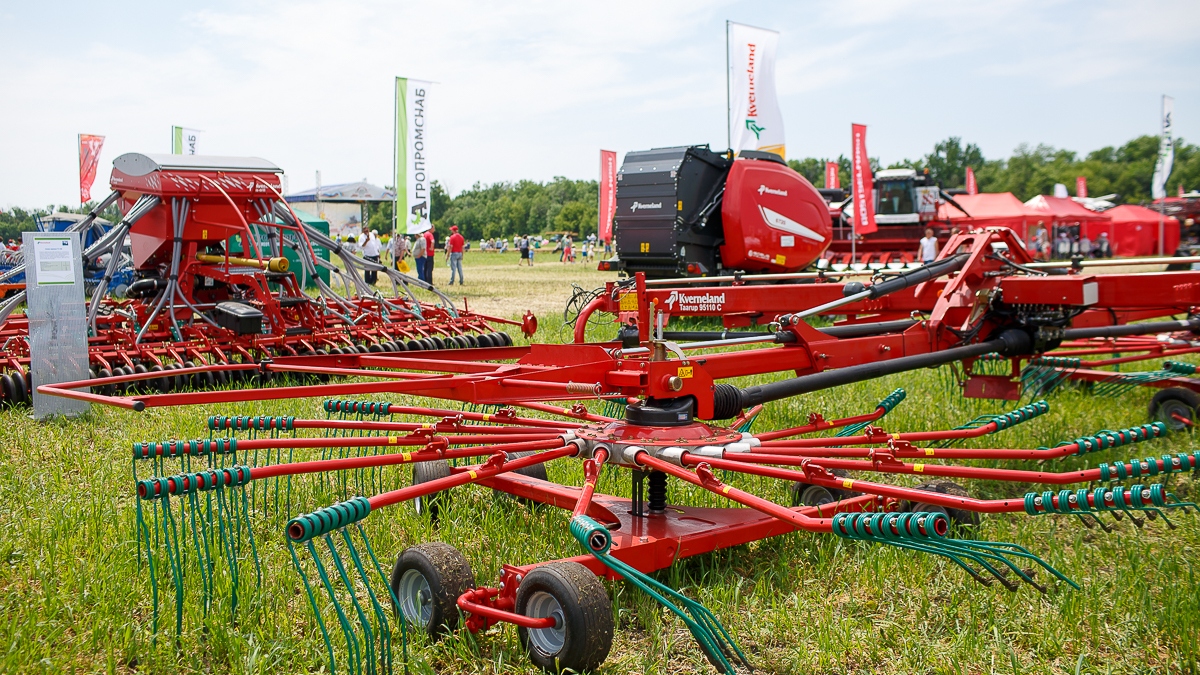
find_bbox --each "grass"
[1,256,1199,674]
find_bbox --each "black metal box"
[212,301,264,335]
[614,145,730,278]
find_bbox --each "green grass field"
[0,256,1197,674]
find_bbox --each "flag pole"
[392,79,398,238]
[725,20,732,154]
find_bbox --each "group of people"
[384,225,467,285]
[1029,222,1113,260]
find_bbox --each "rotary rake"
[41,226,1200,673]
[0,153,533,406]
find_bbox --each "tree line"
[4,134,1195,244]
[788,135,1199,203]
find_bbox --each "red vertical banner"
[824,161,840,190]
[1076,176,1088,198]
[965,167,978,195]
[78,133,105,203]
[850,124,877,234]
[598,149,617,242]
[1180,184,1185,197]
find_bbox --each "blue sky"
[1,0,1197,208]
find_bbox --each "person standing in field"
[361,229,382,284]
[917,227,938,265]
[391,232,409,270]
[518,235,530,266]
[446,225,465,285]
[423,229,436,285]
[411,230,428,282]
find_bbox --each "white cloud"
[0,0,1197,209]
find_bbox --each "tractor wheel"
[904,480,981,530]
[1149,387,1200,432]
[790,469,858,507]
[389,542,475,640]
[516,561,614,674]
[413,459,453,521]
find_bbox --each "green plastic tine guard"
[991,400,1050,431]
[133,438,237,460]
[570,515,750,673]
[208,415,296,432]
[1070,422,1166,456]
[323,400,393,415]
[1098,451,1200,481]
[1023,483,1196,518]
[288,497,373,543]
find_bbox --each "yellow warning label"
[402,452,411,461]
[914,464,925,473]
[388,436,397,444]
[893,433,901,440]
[677,200,683,211]
[619,294,639,311]
[677,366,694,379]
[722,486,731,494]
[925,448,935,456]
[842,479,854,489]
[640,242,650,253]
[202,229,208,239]
[482,414,491,422]
[468,470,478,479]
[775,254,787,266]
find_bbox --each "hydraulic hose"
[1060,318,1200,341]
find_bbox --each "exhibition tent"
[1096,204,1180,257]
[936,192,1040,239]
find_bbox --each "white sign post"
[24,232,89,419]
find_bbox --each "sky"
[1,0,1197,209]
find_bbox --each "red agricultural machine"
[40,226,1200,673]
[0,154,532,405]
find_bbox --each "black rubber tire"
[0,373,15,405]
[413,459,453,521]
[1149,387,1200,432]
[407,340,423,351]
[112,366,129,395]
[464,334,480,348]
[419,338,436,351]
[790,468,857,507]
[516,561,614,674]
[904,480,981,530]
[183,361,198,389]
[380,341,395,353]
[97,368,114,396]
[19,371,31,404]
[368,343,384,353]
[430,337,446,350]
[477,334,496,348]
[498,332,513,347]
[453,336,471,349]
[201,369,216,389]
[166,363,184,391]
[507,450,549,482]
[391,340,408,352]
[389,542,475,640]
[355,344,369,354]
[214,368,229,387]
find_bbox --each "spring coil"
[287,496,371,542]
[322,399,392,415]
[1164,361,1198,375]
[1072,422,1165,456]
[137,465,252,500]
[877,388,907,413]
[1099,451,1200,481]
[570,515,613,554]
[207,415,296,431]
[992,400,1050,431]
[1024,484,1166,515]
[1028,356,1081,368]
[132,437,237,460]
[831,511,947,541]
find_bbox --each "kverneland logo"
[630,201,662,212]
[757,185,787,196]
[665,290,726,309]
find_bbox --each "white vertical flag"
[171,126,202,155]
[728,22,785,159]
[396,77,433,235]
[1151,95,1174,200]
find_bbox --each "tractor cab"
[874,168,936,224]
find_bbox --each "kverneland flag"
[78,134,104,204]
[965,167,978,195]
[171,126,202,155]
[598,150,617,242]
[396,77,433,235]
[1152,95,1174,200]
[850,124,876,235]
[825,161,840,190]
[728,22,784,158]
[1076,176,1088,198]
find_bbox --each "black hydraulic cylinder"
[859,252,971,299]
[737,329,1032,409]
[662,319,918,344]
[1060,319,1199,341]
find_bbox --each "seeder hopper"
[41,227,1200,673]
